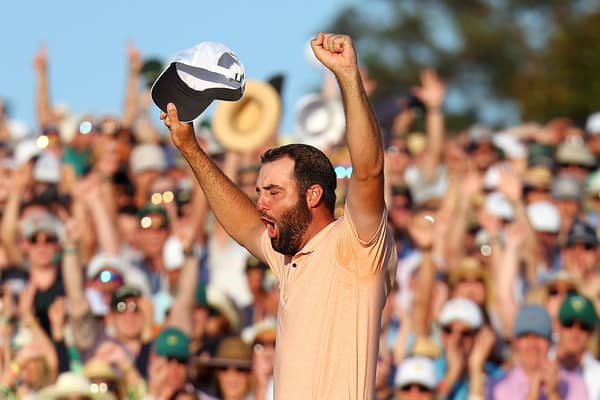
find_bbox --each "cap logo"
[167,335,178,346]
[571,297,585,311]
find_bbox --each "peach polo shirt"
[260,206,397,399]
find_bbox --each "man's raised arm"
[311,33,385,241]
[161,103,266,259]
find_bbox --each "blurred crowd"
[1,42,600,400]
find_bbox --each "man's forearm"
[179,144,264,257]
[338,70,384,180]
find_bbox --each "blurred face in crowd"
[238,167,260,203]
[149,175,178,218]
[138,212,170,258]
[524,186,551,204]
[256,157,312,257]
[117,213,140,248]
[441,320,477,355]
[246,267,265,296]
[443,139,468,175]
[385,141,411,178]
[166,358,188,390]
[452,276,487,306]
[471,140,498,171]
[21,356,49,389]
[395,383,435,400]
[545,281,577,321]
[389,192,412,233]
[23,230,60,268]
[216,364,252,400]
[552,199,579,230]
[109,297,143,340]
[561,242,597,279]
[253,331,276,370]
[514,333,550,372]
[88,267,124,305]
[149,353,187,394]
[557,163,590,182]
[559,319,594,355]
[191,305,209,340]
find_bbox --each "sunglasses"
[215,365,252,373]
[548,287,577,297]
[90,381,118,394]
[166,356,187,364]
[398,383,433,393]
[561,320,594,332]
[27,234,59,245]
[140,216,169,230]
[150,190,175,205]
[115,301,138,313]
[441,326,478,338]
[458,277,485,285]
[95,269,124,284]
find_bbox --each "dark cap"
[565,219,598,248]
[559,293,598,328]
[111,285,142,309]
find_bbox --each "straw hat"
[293,93,345,151]
[36,372,115,400]
[212,79,281,152]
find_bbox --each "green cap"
[559,293,598,327]
[138,204,169,224]
[154,327,190,361]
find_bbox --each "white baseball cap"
[151,41,245,123]
[438,297,483,329]
[129,143,167,174]
[394,356,437,389]
[86,253,126,280]
[484,191,514,221]
[527,201,561,233]
[586,111,600,135]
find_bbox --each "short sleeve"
[342,203,397,276]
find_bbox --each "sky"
[0,0,358,138]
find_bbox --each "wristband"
[63,247,78,255]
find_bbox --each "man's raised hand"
[310,33,358,78]
[160,102,197,150]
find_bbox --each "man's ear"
[306,184,324,208]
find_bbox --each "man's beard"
[271,197,312,257]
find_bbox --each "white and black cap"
[151,41,245,123]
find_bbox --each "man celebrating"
[161,33,396,399]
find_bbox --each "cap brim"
[151,64,213,123]
[151,64,245,124]
[200,358,252,369]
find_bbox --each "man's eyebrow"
[256,184,284,192]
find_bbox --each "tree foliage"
[328,0,600,128]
